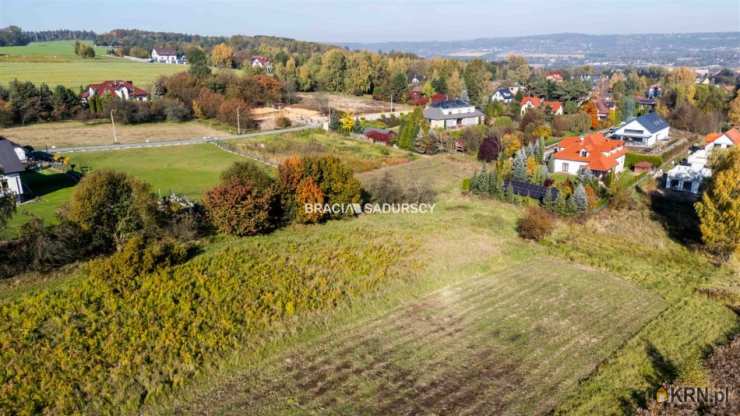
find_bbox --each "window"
[682,181,692,191]
[561,163,569,172]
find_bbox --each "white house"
[519,96,563,116]
[423,99,484,129]
[0,138,25,198]
[151,47,181,64]
[491,87,514,103]
[550,133,626,177]
[704,128,740,152]
[80,80,149,103]
[251,56,273,73]
[610,113,670,148]
[664,127,739,195]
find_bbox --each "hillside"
[344,32,740,67]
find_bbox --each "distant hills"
[343,32,740,68]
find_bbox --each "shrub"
[276,116,292,128]
[295,177,325,223]
[64,170,159,250]
[477,135,501,162]
[220,161,273,189]
[364,171,436,204]
[516,207,555,241]
[204,179,279,236]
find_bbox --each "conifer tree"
[573,183,588,214]
[512,148,528,182]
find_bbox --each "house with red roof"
[704,127,740,152]
[550,133,626,176]
[520,96,563,116]
[251,56,273,73]
[80,80,149,104]
[546,72,564,83]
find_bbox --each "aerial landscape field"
[0,2,738,415]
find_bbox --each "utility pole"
[236,106,241,135]
[110,110,117,143]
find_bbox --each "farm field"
[0,41,186,87]
[172,259,664,415]
[3,144,245,238]
[0,120,229,148]
[222,129,415,172]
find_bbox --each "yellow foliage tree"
[211,43,234,68]
[340,112,354,133]
[695,148,740,261]
[728,95,740,125]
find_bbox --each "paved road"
[52,124,319,154]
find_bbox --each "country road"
[52,124,320,154]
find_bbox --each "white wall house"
[251,56,273,73]
[423,100,484,129]
[0,138,25,198]
[664,127,739,195]
[550,133,626,177]
[611,112,670,148]
[491,87,513,103]
[80,81,149,103]
[151,47,180,64]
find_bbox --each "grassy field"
[0,120,228,148]
[222,129,415,172]
[0,41,186,88]
[1,154,737,414]
[3,144,245,238]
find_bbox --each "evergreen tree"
[556,189,569,215]
[543,187,558,212]
[328,110,340,130]
[536,137,545,163]
[504,182,515,202]
[512,149,528,182]
[573,183,588,214]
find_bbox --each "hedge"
[0,228,416,414]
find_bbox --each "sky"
[2,0,739,43]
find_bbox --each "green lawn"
[3,144,245,238]
[0,41,186,88]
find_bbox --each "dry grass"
[294,92,412,114]
[0,120,228,148]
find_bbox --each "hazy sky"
[2,0,739,42]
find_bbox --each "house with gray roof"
[0,137,25,198]
[423,100,484,130]
[610,112,670,148]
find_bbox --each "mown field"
[0,41,185,87]
[0,120,228,148]
[222,129,415,172]
[3,144,245,238]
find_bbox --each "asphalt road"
[52,124,320,154]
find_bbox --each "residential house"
[251,56,273,73]
[594,98,615,121]
[80,80,149,104]
[610,112,669,148]
[663,128,739,195]
[550,133,626,177]
[520,96,563,116]
[0,137,25,198]
[491,87,514,103]
[546,72,564,83]
[423,99,484,129]
[151,47,182,64]
[704,127,740,152]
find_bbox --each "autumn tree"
[211,43,234,68]
[64,170,158,249]
[295,177,325,223]
[506,54,530,84]
[463,59,492,106]
[728,95,740,125]
[447,70,463,99]
[695,148,740,261]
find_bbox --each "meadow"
[0,153,737,414]
[0,120,227,148]
[0,41,186,88]
[222,129,415,172]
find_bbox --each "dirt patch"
[293,92,412,115]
